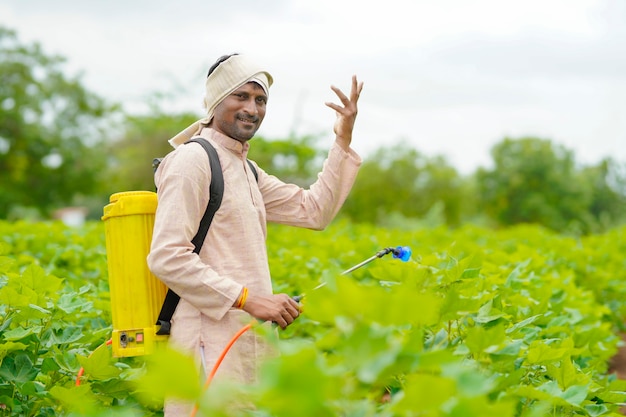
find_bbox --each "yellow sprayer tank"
[102,191,168,357]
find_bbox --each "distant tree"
[247,134,325,186]
[476,137,594,233]
[104,108,198,196]
[579,158,626,230]
[0,27,117,218]
[341,143,465,226]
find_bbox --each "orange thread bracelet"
[236,287,248,309]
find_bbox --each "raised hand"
[325,75,364,151]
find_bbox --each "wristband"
[235,287,248,309]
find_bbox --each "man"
[147,53,363,414]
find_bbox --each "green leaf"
[546,357,588,389]
[2,326,41,342]
[536,380,588,407]
[20,264,63,298]
[335,324,402,384]
[0,285,34,308]
[0,341,29,360]
[51,345,80,372]
[439,287,483,321]
[465,323,506,355]
[135,345,202,402]
[91,378,134,400]
[506,314,542,335]
[0,255,15,272]
[41,326,84,345]
[492,339,524,357]
[474,298,505,324]
[453,368,496,397]
[40,357,61,374]
[526,340,570,364]
[595,386,626,404]
[0,352,38,383]
[585,404,609,417]
[57,291,93,314]
[77,342,121,381]
[559,384,588,407]
[50,385,101,414]
[461,267,481,278]
[448,396,517,417]
[19,380,44,396]
[504,260,532,288]
[25,303,51,318]
[392,373,455,413]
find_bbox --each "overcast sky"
[2,0,625,174]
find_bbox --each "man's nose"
[242,98,258,115]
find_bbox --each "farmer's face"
[211,82,267,143]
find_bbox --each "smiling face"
[210,82,268,143]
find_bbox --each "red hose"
[189,321,254,417]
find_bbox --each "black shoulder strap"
[188,138,224,250]
[247,160,258,182]
[155,137,224,335]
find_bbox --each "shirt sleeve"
[258,142,362,229]
[147,144,243,321]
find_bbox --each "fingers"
[325,75,363,114]
[242,293,300,329]
[351,75,364,101]
[275,294,301,329]
[330,85,349,105]
[332,75,363,102]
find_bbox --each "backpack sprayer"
[100,191,167,358]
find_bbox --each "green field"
[1,220,626,416]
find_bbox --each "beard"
[212,113,262,143]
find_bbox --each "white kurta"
[147,127,361,414]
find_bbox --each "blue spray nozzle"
[392,246,412,262]
[342,246,413,275]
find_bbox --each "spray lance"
[293,245,412,301]
[188,246,412,416]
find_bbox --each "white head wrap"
[168,54,273,148]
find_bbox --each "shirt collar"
[199,127,251,159]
